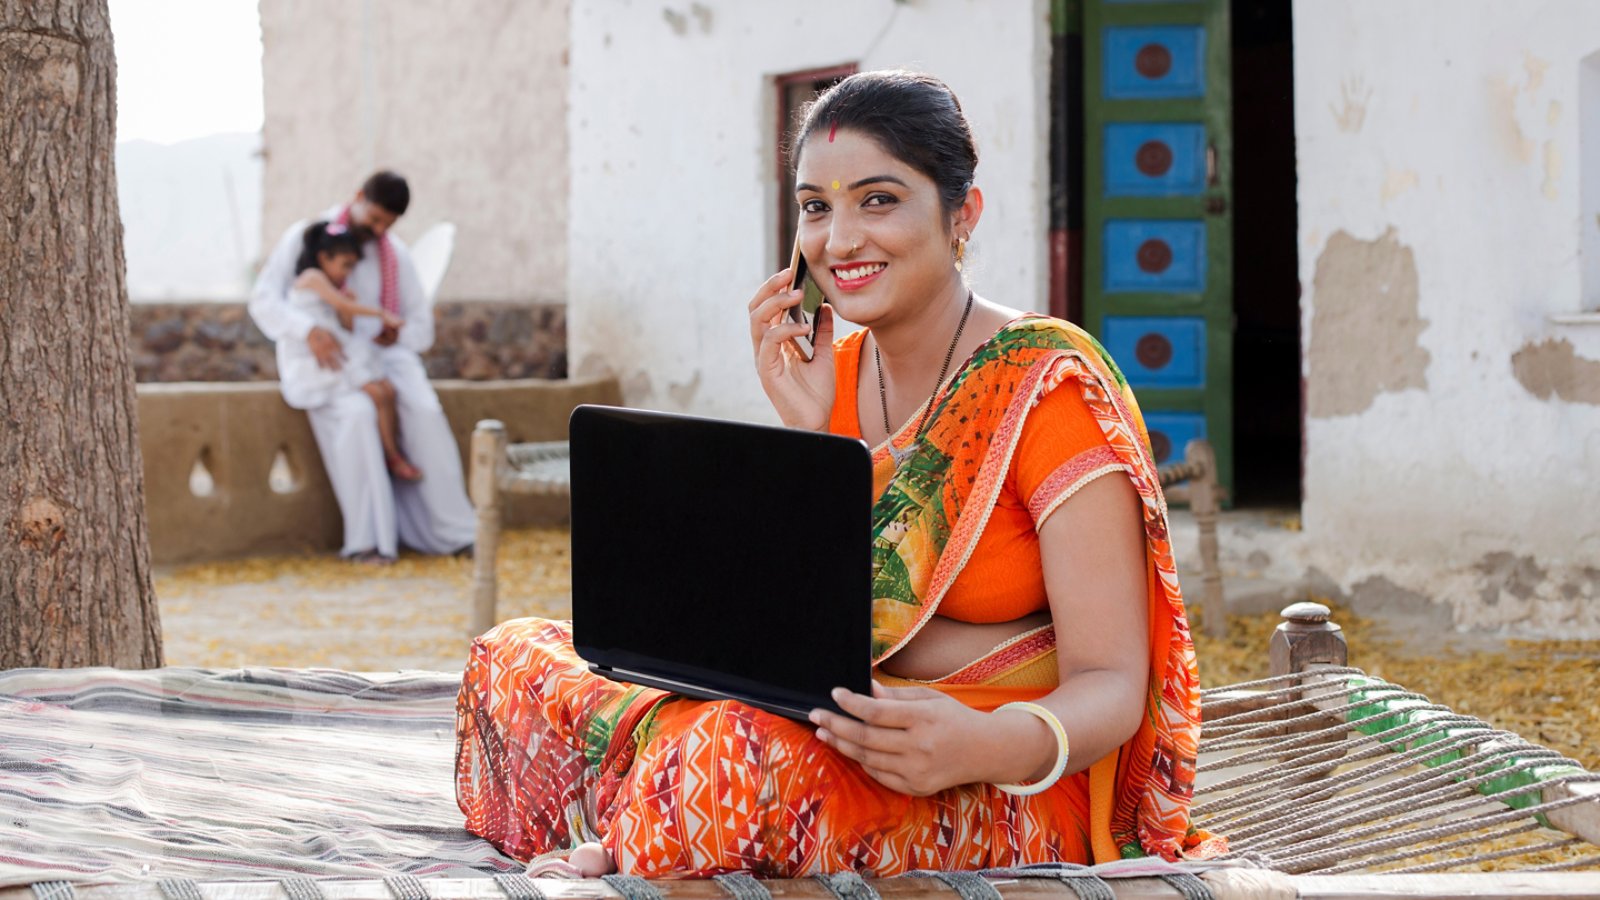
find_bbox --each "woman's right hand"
[748,268,836,431]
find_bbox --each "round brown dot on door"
[1135,140,1173,177]
[1149,430,1172,464]
[1136,333,1174,370]
[1136,239,1173,274]
[1135,43,1173,79]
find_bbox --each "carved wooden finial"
[1270,601,1349,675]
[1282,601,1330,624]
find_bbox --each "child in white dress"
[278,221,422,482]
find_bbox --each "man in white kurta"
[250,173,476,560]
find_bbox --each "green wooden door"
[1083,0,1233,497]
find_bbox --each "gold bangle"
[992,701,1070,796]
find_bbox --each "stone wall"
[129,302,566,382]
[140,377,621,563]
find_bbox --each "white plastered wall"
[260,0,568,303]
[566,0,1051,422]
[1293,0,1600,634]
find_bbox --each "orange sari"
[455,316,1216,875]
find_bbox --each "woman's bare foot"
[568,842,616,877]
[522,857,582,879]
[523,842,615,879]
[348,550,395,566]
[386,454,423,482]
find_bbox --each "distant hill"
[117,132,262,302]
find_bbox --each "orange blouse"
[829,327,1130,624]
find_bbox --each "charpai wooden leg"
[1185,440,1225,638]
[1268,601,1352,781]
[470,419,508,638]
[1157,439,1226,637]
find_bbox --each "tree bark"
[0,0,162,667]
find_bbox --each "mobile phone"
[785,231,827,361]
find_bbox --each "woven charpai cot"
[1,607,1597,899]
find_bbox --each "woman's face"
[794,129,958,326]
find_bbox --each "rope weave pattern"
[30,883,76,900]
[492,874,548,900]
[813,872,881,900]
[281,877,327,900]
[602,874,666,900]
[931,872,1003,900]
[18,664,1596,887]
[502,441,572,497]
[1157,873,1214,900]
[383,875,431,900]
[1043,876,1116,900]
[157,879,204,900]
[712,873,773,900]
[1195,668,1600,874]
[971,866,1118,900]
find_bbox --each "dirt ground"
[157,529,572,672]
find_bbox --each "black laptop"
[569,404,874,721]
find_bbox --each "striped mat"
[0,666,520,886]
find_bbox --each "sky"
[109,0,264,144]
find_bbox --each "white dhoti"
[305,347,476,558]
[254,210,475,558]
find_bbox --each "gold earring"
[954,237,967,273]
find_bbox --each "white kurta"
[277,288,382,410]
[250,209,476,557]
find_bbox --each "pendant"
[889,442,914,468]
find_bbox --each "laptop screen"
[569,405,874,713]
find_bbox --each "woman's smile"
[831,261,888,291]
[793,128,960,323]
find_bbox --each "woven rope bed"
[2,603,1596,900]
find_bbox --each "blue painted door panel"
[1103,315,1206,388]
[1103,219,1206,293]
[1104,26,1206,99]
[1085,0,1232,499]
[1104,123,1207,196]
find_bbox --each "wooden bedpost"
[469,420,507,638]
[1157,439,1227,637]
[1270,601,1348,675]
[1187,439,1225,637]
[1268,602,1352,778]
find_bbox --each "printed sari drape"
[455,316,1218,875]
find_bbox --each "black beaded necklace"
[875,290,974,468]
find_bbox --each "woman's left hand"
[810,683,990,796]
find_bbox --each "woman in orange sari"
[455,70,1217,876]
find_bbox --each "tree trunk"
[0,0,162,668]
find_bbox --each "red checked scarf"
[335,204,400,316]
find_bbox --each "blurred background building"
[114,0,1600,637]
[258,0,569,309]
